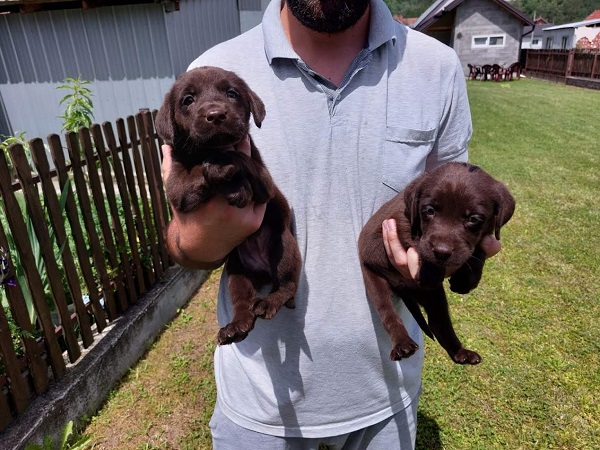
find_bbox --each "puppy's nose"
[206,108,227,124]
[433,244,452,262]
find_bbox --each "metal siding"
[165,0,241,75]
[238,0,261,10]
[0,1,242,139]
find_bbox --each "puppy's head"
[155,66,265,161]
[404,162,515,268]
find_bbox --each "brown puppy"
[156,66,301,345]
[358,162,515,364]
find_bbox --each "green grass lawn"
[417,79,599,449]
[83,79,600,449]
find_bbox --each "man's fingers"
[161,144,173,181]
[383,219,406,266]
[406,247,420,280]
[481,235,502,258]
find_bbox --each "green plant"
[25,421,93,450]
[0,181,72,327]
[58,77,95,133]
[1,132,32,180]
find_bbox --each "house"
[0,0,268,139]
[540,17,600,50]
[522,17,553,50]
[412,0,534,76]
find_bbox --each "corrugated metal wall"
[0,0,243,139]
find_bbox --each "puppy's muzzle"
[205,105,227,125]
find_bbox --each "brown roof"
[584,10,600,21]
[392,14,418,26]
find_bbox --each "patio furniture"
[492,64,507,81]
[505,62,522,81]
[481,64,493,81]
[468,64,482,80]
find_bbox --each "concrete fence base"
[1,266,207,450]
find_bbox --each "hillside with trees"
[383,0,600,24]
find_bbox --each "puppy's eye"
[181,95,195,106]
[422,206,435,218]
[467,215,484,226]
[226,89,239,99]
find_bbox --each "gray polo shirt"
[189,0,471,438]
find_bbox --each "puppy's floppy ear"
[492,181,516,240]
[245,84,266,128]
[155,88,177,145]
[403,174,424,239]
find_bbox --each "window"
[472,34,506,48]
[561,36,569,49]
[546,37,554,49]
[532,38,539,45]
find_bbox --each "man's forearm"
[165,220,228,270]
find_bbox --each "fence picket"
[0,222,49,395]
[133,115,162,281]
[9,142,81,363]
[65,132,118,322]
[102,123,145,298]
[79,128,129,313]
[0,302,29,413]
[0,385,12,430]
[0,149,66,378]
[29,139,95,349]
[115,119,147,295]
[91,125,136,307]
[47,135,107,333]
[139,112,169,274]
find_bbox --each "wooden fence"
[0,109,171,432]
[526,49,600,86]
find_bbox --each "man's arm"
[161,137,266,270]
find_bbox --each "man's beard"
[285,0,370,34]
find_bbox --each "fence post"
[592,50,598,79]
[566,49,574,83]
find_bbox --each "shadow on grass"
[416,411,442,450]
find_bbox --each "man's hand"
[382,218,501,280]
[162,136,266,269]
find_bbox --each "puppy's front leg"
[362,266,419,360]
[417,287,481,365]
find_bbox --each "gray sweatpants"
[209,398,418,450]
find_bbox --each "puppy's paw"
[390,338,419,361]
[451,348,482,365]
[449,273,479,294]
[284,297,296,309]
[252,298,281,320]
[217,317,255,345]
[226,186,253,208]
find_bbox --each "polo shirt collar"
[263,0,398,64]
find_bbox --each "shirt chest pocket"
[382,126,437,193]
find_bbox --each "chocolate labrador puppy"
[156,66,301,345]
[358,162,515,364]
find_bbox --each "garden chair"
[492,64,507,81]
[480,64,493,81]
[505,62,522,81]
[468,64,482,80]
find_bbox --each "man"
[162,1,501,448]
